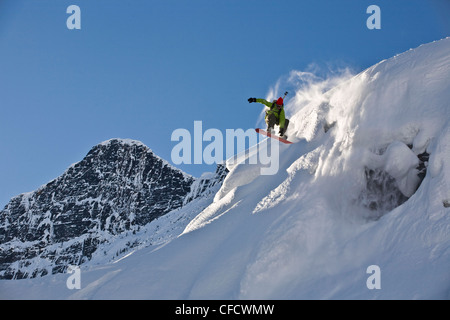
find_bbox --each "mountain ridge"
[0,138,227,279]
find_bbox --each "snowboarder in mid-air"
[248,92,290,140]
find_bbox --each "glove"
[248,98,256,103]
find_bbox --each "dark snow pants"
[266,113,289,135]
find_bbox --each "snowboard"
[255,128,293,144]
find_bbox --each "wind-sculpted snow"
[1,38,449,299]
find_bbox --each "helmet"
[276,97,284,106]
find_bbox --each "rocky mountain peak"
[0,139,226,279]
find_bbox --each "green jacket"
[255,98,286,129]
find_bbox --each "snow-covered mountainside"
[1,38,449,299]
[0,139,227,279]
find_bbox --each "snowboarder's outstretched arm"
[248,98,272,108]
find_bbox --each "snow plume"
[257,66,354,135]
[255,40,450,223]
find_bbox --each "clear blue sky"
[0,0,448,208]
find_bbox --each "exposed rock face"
[0,139,227,279]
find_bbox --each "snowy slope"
[1,38,450,299]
